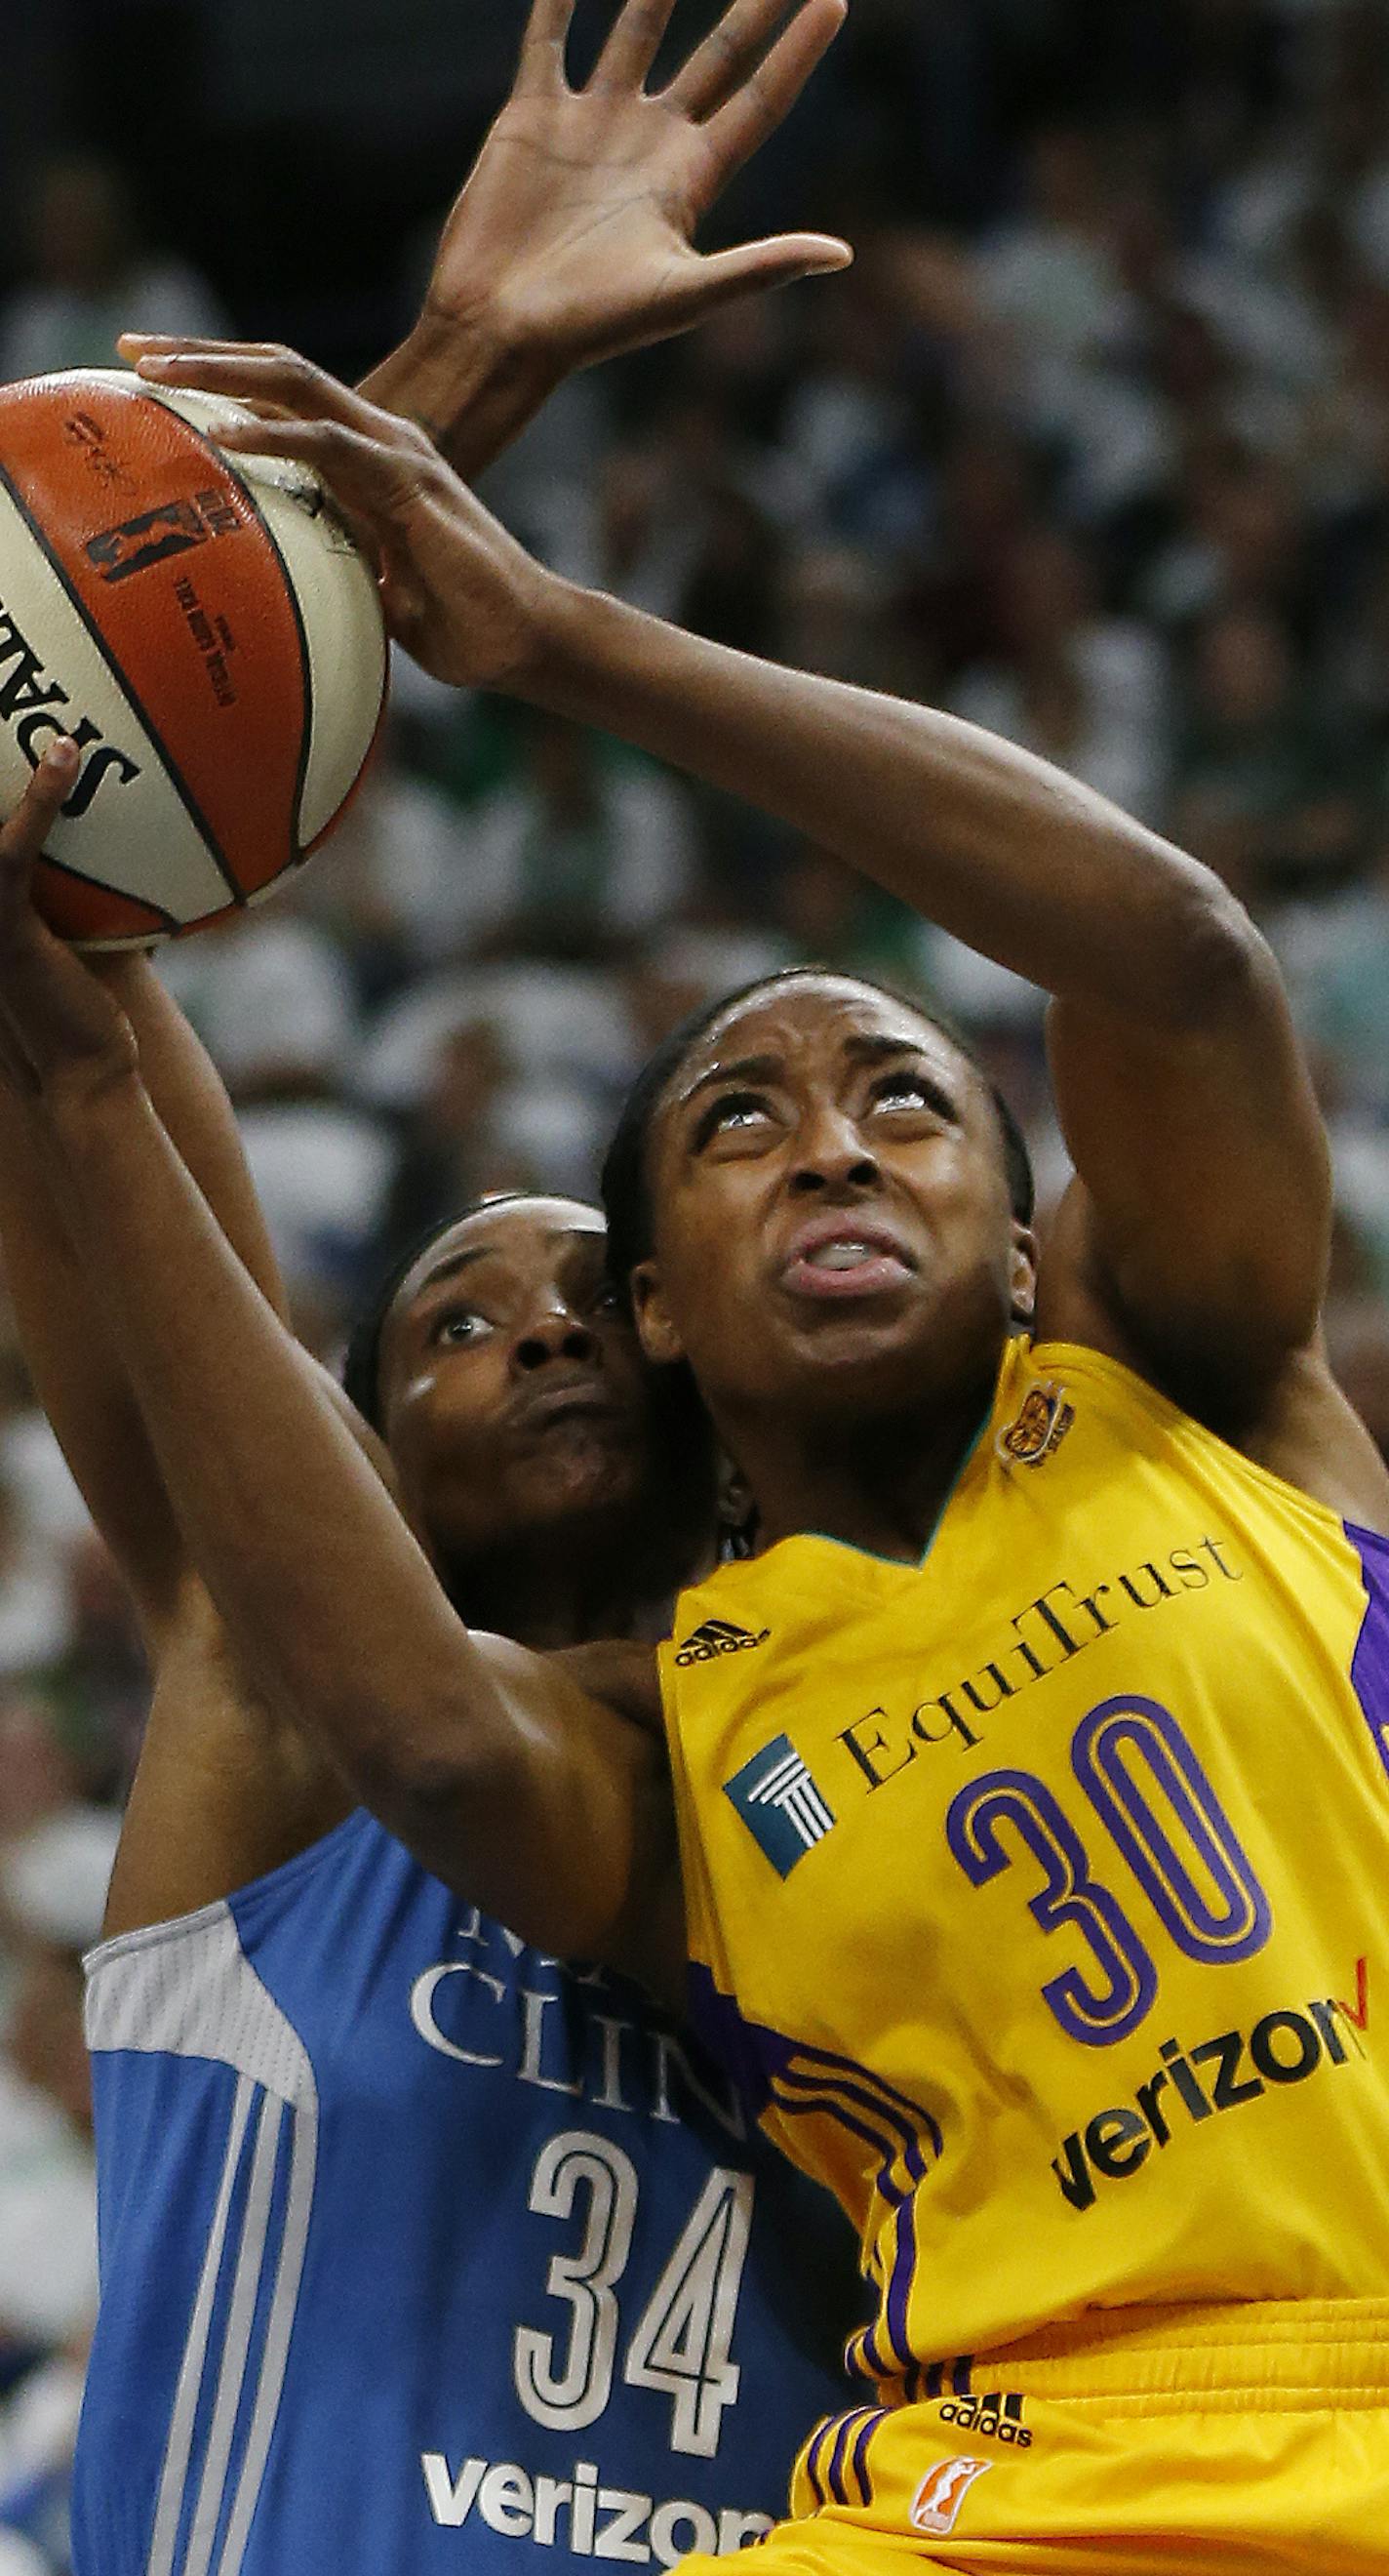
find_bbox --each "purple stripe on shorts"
[1348,1521,1389,1785]
[803,2417,838,2509]
[850,2408,883,2505]
[825,2408,872,2506]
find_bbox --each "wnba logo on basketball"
[909,2455,993,2537]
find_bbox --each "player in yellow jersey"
[9,281,1389,2566]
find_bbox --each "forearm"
[0,1087,182,1625]
[40,1061,663,1959]
[0,956,289,1634]
[42,1065,486,1806]
[526,586,1250,1026]
[101,954,289,1318]
[359,311,559,482]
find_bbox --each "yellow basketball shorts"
[680,2300,1389,2575]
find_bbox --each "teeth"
[808,1241,876,1269]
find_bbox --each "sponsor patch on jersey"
[723,1736,837,1877]
[675,1617,771,1667]
[996,1382,1075,1469]
[422,2450,772,2563]
[909,2455,993,2537]
[1052,1988,1359,2211]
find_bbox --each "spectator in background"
[438,712,694,960]
[0,157,222,383]
[158,912,393,1337]
[950,522,1172,822]
[1171,603,1371,905]
[372,1016,512,1264]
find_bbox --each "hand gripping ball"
[0,368,387,945]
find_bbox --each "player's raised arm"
[123,0,849,481]
[0,953,361,1935]
[134,354,1325,1436]
[0,952,286,1642]
[0,748,684,1998]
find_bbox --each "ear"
[1010,1222,1039,1327]
[631,1259,687,1366]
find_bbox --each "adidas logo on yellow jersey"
[936,2391,1032,2450]
[674,1618,770,1667]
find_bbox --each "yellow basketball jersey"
[659,1335,1389,2395]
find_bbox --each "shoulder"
[547,1638,662,1737]
[1037,1184,1389,1537]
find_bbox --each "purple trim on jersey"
[685,1963,776,2117]
[686,1966,942,2156]
[686,1966,938,2388]
[886,2136,929,2369]
[774,2052,944,2165]
[1349,1522,1389,1785]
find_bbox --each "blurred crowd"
[9,0,1389,2564]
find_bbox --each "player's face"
[633,979,1036,1440]
[377,1200,658,1567]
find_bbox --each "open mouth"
[779,1216,916,1303]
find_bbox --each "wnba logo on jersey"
[909,2454,993,2536]
[723,1735,837,1877]
[996,1381,1074,1469]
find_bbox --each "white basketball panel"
[0,479,236,925]
[150,383,387,847]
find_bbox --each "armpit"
[547,1638,663,1736]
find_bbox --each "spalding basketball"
[0,369,387,946]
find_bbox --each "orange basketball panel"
[0,375,307,898]
[33,853,183,945]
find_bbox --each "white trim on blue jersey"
[86,1905,319,2576]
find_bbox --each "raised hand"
[410,0,852,368]
[125,0,849,442]
[0,745,139,1099]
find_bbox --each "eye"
[869,1068,955,1119]
[433,1307,489,1348]
[694,1089,774,1150]
[591,1280,623,1317]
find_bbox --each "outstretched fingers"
[591,0,680,92]
[664,0,812,122]
[700,0,847,184]
[515,0,577,93]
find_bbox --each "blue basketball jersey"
[74,1810,859,2576]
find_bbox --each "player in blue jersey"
[0,6,862,2569]
[53,1168,857,2576]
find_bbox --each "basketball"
[0,369,388,946]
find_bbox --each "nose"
[511,1306,600,1374]
[788,1102,881,1196]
